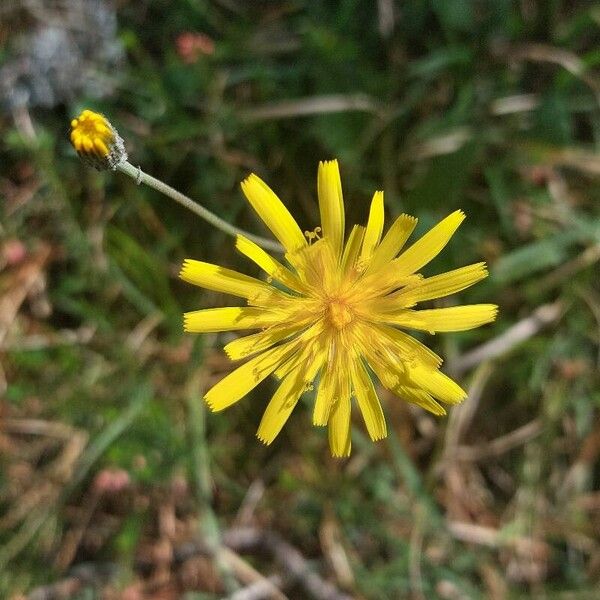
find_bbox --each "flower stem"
[117,161,283,253]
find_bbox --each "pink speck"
[176,32,215,64]
[3,239,27,265]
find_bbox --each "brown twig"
[0,244,52,347]
[235,479,266,527]
[26,563,118,600]
[559,420,600,499]
[218,546,289,600]
[319,509,354,589]
[497,42,600,107]
[239,94,380,121]
[443,362,495,464]
[454,420,543,462]
[447,521,549,555]
[0,325,95,351]
[227,575,286,600]
[223,528,353,600]
[145,526,351,600]
[377,0,395,38]
[133,538,285,599]
[535,244,600,295]
[489,94,539,115]
[451,301,563,376]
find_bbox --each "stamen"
[304,226,322,244]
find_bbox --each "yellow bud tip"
[70,110,112,157]
[69,109,127,171]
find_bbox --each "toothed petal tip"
[330,449,351,458]
[203,395,218,412]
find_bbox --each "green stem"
[117,161,283,253]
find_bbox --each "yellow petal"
[366,213,418,272]
[272,321,327,380]
[360,344,443,415]
[184,307,281,333]
[257,348,324,444]
[391,210,465,276]
[351,359,386,441]
[313,344,343,427]
[204,341,297,411]
[180,259,269,300]
[360,346,400,389]
[385,304,498,332]
[359,326,452,407]
[313,364,336,425]
[224,325,301,360]
[235,235,304,292]
[406,366,466,405]
[318,160,345,259]
[358,190,385,265]
[313,339,343,426]
[328,395,351,457]
[256,368,305,445]
[290,237,338,291]
[341,225,365,274]
[394,386,447,415]
[273,350,304,381]
[241,174,307,253]
[383,262,488,309]
[367,324,442,369]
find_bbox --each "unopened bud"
[70,109,127,170]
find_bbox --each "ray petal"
[393,386,447,415]
[366,213,418,272]
[341,225,366,274]
[224,324,303,360]
[257,348,325,444]
[318,160,345,259]
[328,394,352,457]
[382,262,488,308]
[204,341,298,411]
[241,174,307,253]
[180,259,270,300]
[235,235,305,292]
[313,348,337,425]
[351,359,387,441]
[385,304,498,332]
[366,324,443,369]
[406,365,467,405]
[184,307,281,333]
[256,368,306,445]
[359,190,385,265]
[390,210,465,276]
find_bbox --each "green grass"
[1,1,600,597]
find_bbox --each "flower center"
[326,298,355,330]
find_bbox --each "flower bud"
[70,109,127,170]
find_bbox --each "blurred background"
[1,1,600,598]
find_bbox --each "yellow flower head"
[69,109,127,170]
[181,161,497,457]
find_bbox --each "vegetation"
[1,1,599,597]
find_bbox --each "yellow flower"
[70,109,127,170]
[181,161,497,457]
